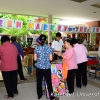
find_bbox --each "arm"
[52,48,60,52]
[58,49,74,60]
[49,47,53,61]
[19,45,24,58]
[34,47,38,61]
[49,54,53,61]
[34,54,38,61]
[52,41,60,52]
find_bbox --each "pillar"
[91,33,94,45]
[48,15,52,44]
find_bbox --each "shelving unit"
[88,64,100,80]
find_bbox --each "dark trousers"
[76,62,87,88]
[67,69,75,94]
[17,56,25,80]
[36,68,53,98]
[2,70,18,97]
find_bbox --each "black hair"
[72,38,78,45]
[49,43,51,45]
[11,36,16,42]
[64,38,73,45]
[1,36,10,44]
[39,34,46,46]
[56,32,61,37]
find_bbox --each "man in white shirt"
[52,32,64,60]
[52,32,64,52]
[82,37,88,46]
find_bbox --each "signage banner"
[15,20,23,29]
[0,18,4,28]
[27,22,100,33]
[27,22,34,30]
[0,18,23,29]
[34,22,42,30]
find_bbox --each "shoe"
[38,95,42,99]
[83,85,87,87]
[21,78,27,81]
[4,95,13,99]
[76,85,81,88]
[14,93,19,97]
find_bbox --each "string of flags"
[27,22,100,33]
[0,18,23,29]
[0,18,100,33]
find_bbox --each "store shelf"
[88,65,100,79]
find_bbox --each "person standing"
[52,32,63,52]
[34,34,58,100]
[82,36,88,47]
[57,38,77,94]
[11,36,26,81]
[52,32,63,60]
[72,38,88,88]
[0,36,18,98]
[98,41,100,63]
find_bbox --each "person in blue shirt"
[34,34,58,100]
[11,36,26,81]
[36,37,40,45]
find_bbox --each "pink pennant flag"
[35,23,41,30]
[63,26,68,32]
[58,25,62,31]
[80,27,84,33]
[96,27,100,33]
[15,20,23,29]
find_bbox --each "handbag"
[62,56,68,82]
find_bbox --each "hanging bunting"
[63,25,68,32]
[49,24,55,31]
[15,20,23,29]
[57,25,64,32]
[42,24,48,31]
[68,26,73,33]
[96,27,100,33]
[27,22,34,30]
[0,18,4,28]
[0,18,23,29]
[5,19,14,28]
[34,22,42,30]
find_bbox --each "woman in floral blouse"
[34,34,58,100]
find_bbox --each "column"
[91,33,94,45]
[48,15,52,44]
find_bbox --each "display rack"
[87,58,100,80]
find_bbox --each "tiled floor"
[0,69,100,100]
[0,82,100,100]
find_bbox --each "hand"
[57,52,62,56]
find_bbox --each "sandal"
[4,95,13,99]
[14,93,19,97]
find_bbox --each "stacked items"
[96,68,100,76]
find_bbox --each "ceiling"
[0,0,100,22]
